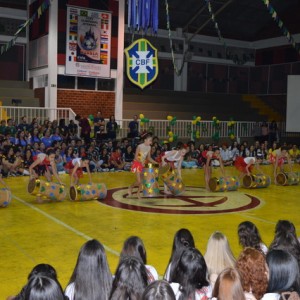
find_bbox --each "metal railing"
[0,106,77,124]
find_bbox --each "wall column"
[47,0,58,119]
[115,0,125,121]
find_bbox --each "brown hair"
[236,247,268,300]
[212,268,246,300]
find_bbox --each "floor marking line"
[13,195,120,257]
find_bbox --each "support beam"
[183,5,206,32]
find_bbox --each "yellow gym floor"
[1,165,300,297]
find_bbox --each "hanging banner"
[65,6,111,78]
[124,38,159,89]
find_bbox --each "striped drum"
[0,188,12,208]
[276,172,299,186]
[243,174,271,189]
[142,163,160,197]
[28,178,66,201]
[69,183,107,201]
[209,176,239,192]
[161,168,185,196]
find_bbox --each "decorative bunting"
[261,0,300,54]
[205,0,226,48]
[0,0,50,55]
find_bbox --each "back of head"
[171,248,209,295]
[204,231,236,276]
[270,220,300,263]
[238,221,262,250]
[142,280,175,300]
[28,264,57,281]
[212,268,246,300]
[167,229,195,280]
[236,247,268,300]
[121,236,147,264]
[267,250,300,294]
[110,256,148,300]
[24,275,65,300]
[69,239,112,299]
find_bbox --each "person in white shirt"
[220,143,233,166]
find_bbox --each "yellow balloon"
[192,120,197,125]
[163,140,169,144]
[139,114,144,119]
[168,131,173,136]
[140,122,144,127]
[212,116,217,120]
[196,116,201,121]
[169,137,174,142]
[216,120,220,124]
[167,115,173,121]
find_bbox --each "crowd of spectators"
[0,115,299,177]
[7,219,300,299]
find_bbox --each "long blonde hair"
[204,231,236,276]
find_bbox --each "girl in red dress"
[65,157,92,186]
[128,133,156,199]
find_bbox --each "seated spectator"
[269,220,300,267]
[289,145,300,162]
[204,232,236,289]
[65,239,112,300]
[212,268,247,300]
[124,145,134,171]
[236,247,268,300]
[142,280,176,300]
[110,256,148,300]
[99,147,112,171]
[170,247,211,300]
[120,236,158,283]
[110,147,125,171]
[261,250,300,300]
[6,263,60,300]
[41,129,53,148]
[164,228,195,281]
[238,221,268,254]
[55,148,64,172]
[220,143,233,166]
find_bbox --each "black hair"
[110,256,148,300]
[269,220,300,266]
[46,148,56,156]
[68,239,112,300]
[164,228,195,281]
[142,280,176,300]
[267,250,300,294]
[24,275,65,300]
[120,236,147,264]
[171,247,209,300]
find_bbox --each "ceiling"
[158,0,300,42]
[1,0,300,42]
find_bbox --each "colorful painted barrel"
[209,176,239,192]
[0,188,12,208]
[27,178,66,201]
[161,168,185,196]
[69,183,107,201]
[142,163,160,197]
[276,172,299,186]
[243,174,271,189]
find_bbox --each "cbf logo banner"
[125,38,159,89]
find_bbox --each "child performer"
[64,157,92,186]
[29,148,62,185]
[203,146,225,191]
[128,133,157,199]
[234,156,262,177]
[271,146,293,184]
[161,145,187,194]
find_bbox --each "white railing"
[0,106,77,124]
[116,120,299,140]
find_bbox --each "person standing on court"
[75,114,91,144]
